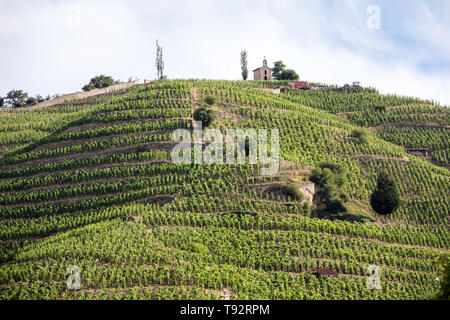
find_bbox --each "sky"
[0,0,449,105]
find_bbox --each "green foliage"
[204,95,217,106]
[435,254,450,300]
[351,128,369,144]
[0,79,446,301]
[370,171,401,216]
[5,90,28,107]
[302,202,311,216]
[377,127,449,163]
[240,50,248,80]
[271,61,299,80]
[186,242,209,255]
[279,69,299,81]
[310,162,347,213]
[244,136,250,157]
[375,105,386,112]
[284,183,303,201]
[193,107,215,127]
[328,199,347,214]
[82,82,95,91]
[0,97,4,107]
[272,61,286,80]
[313,162,346,187]
[25,97,39,106]
[82,75,116,91]
[280,84,448,166]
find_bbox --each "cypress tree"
[371,170,401,216]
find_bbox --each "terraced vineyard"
[282,89,450,167]
[0,80,448,300]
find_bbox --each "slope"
[0,80,448,300]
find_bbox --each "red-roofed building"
[294,81,308,88]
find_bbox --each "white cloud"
[0,0,449,105]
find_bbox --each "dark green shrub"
[193,107,215,127]
[82,75,116,91]
[435,254,450,300]
[302,202,311,216]
[318,161,345,176]
[375,105,386,112]
[328,199,347,214]
[244,136,251,157]
[284,183,303,201]
[25,97,39,106]
[311,164,346,192]
[82,83,95,91]
[317,180,338,202]
[279,69,299,81]
[351,128,369,144]
[204,95,216,106]
[310,162,348,213]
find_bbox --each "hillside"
[282,88,450,167]
[0,80,448,300]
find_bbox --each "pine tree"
[370,170,401,216]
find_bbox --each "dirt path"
[190,88,199,110]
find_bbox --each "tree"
[5,90,28,107]
[240,50,248,80]
[0,97,4,107]
[82,75,115,91]
[193,107,215,128]
[156,39,164,80]
[272,61,299,80]
[310,162,348,213]
[279,69,299,81]
[316,162,346,187]
[370,171,401,216]
[25,97,39,106]
[272,61,286,80]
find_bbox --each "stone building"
[253,57,272,81]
